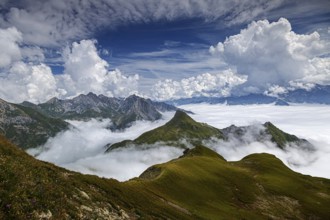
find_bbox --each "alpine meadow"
[0,0,330,219]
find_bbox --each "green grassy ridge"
[107,110,312,153]
[263,122,307,149]
[0,135,192,219]
[132,146,330,219]
[107,110,225,151]
[1,135,329,219]
[222,122,312,150]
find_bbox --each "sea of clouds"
[28,111,183,181]
[29,104,330,181]
[181,103,330,179]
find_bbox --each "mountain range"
[0,94,179,149]
[21,93,178,130]
[167,84,330,105]
[106,110,313,152]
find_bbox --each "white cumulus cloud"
[150,70,247,101]
[210,18,330,94]
[0,34,139,103]
[0,62,58,103]
[58,39,139,98]
[0,27,22,68]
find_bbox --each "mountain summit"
[106,110,224,151]
[222,122,313,150]
[107,110,314,152]
[21,93,178,130]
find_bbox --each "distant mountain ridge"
[222,122,313,150]
[106,110,312,152]
[106,110,224,151]
[21,93,178,130]
[167,84,330,105]
[0,93,179,149]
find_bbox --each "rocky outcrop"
[0,98,69,149]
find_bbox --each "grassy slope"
[1,135,329,219]
[130,146,330,219]
[0,135,190,219]
[108,111,224,150]
[264,122,304,149]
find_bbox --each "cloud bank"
[181,103,330,179]
[0,33,139,103]
[28,112,182,181]
[28,104,330,181]
[210,18,330,94]
[151,70,247,101]
[151,18,330,100]
[1,17,329,102]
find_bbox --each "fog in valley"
[28,104,330,181]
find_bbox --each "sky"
[28,104,330,181]
[0,0,330,102]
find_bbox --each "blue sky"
[0,0,329,102]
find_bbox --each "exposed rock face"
[0,99,69,149]
[22,93,178,129]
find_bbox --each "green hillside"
[135,145,330,219]
[264,122,309,149]
[0,135,189,219]
[107,110,224,151]
[1,135,329,219]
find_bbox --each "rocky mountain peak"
[46,97,60,104]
